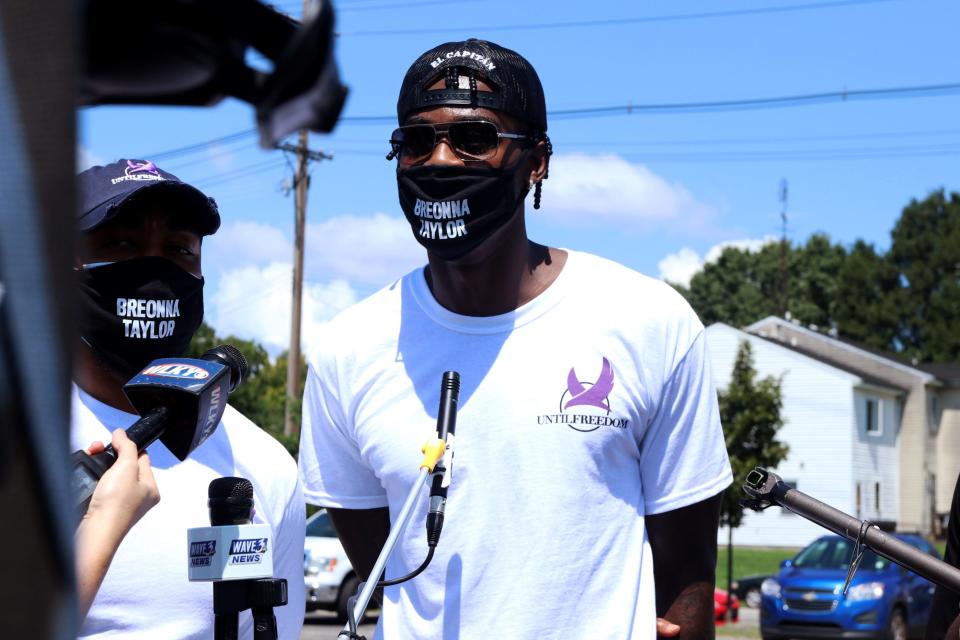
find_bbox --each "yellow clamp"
[419,438,446,472]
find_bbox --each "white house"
[706,322,904,548]
[747,316,952,536]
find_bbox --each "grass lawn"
[717,622,761,639]
[716,545,800,591]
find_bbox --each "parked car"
[715,588,740,622]
[732,574,771,608]
[760,533,938,640]
[304,509,360,622]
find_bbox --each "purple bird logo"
[564,357,615,411]
[126,159,158,175]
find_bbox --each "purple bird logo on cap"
[564,357,615,411]
[126,159,159,175]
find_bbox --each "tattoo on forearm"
[661,582,713,640]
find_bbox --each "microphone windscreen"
[202,345,248,392]
[208,477,254,526]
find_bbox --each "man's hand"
[646,492,723,640]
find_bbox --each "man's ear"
[527,140,549,184]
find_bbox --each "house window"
[930,395,942,435]
[865,398,881,434]
[856,483,862,519]
[874,482,881,518]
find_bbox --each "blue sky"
[79,0,960,354]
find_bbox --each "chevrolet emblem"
[802,591,817,602]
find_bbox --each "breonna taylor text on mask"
[414,198,470,240]
[116,297,180,339]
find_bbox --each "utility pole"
[778,179,790,318]
[278,135,332,438]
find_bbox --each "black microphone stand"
[208,477,289,640]
[214,578,288,640]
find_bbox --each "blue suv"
[760,534,938,639]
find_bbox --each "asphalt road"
[300,611,379,640]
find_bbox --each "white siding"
[851,389,900,524]
[707,324,861,547]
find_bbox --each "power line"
[339,81,960,124]
[137,81,960,159]
[289,127,960,149]
[164,139,261,172]
[274,0,478,12]
[190,158,288,189]
[339,0,897,37]
[557,128,960,147]
[324,140,960,162]
[548,82,960,118]
[616,142,960,163]
[142,129,255,161]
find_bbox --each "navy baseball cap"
[397,38,548,132]
[77,159,221,235]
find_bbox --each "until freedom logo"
[538,357,630,433]
[111,159,164,185]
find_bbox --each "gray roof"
[918,363,960,386]
[753,334,910,393]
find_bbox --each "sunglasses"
[389,121,533,163]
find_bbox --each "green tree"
[683,244,779,328]
[889,189,960,362]
[832,239,901,353]
[788,234,847,328]
[186,323,304,457]
[682,234,849,330]
[718,341,788,617]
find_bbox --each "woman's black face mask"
[75,256,204,379]
[396,163,528,261]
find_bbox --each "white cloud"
[657,248,702,288]
[206,214,424,290]
[204,221,290,272]
[541,153,714,227]
[205,261,358,355]
[658,236,778,287]
[200,214,423,354]
[77,145,106,171]
[305,213,425,286]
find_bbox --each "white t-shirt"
[299,250,732,640]
[71,385,305,640]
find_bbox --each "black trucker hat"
[77,159,221,235]
[397,38,547,132]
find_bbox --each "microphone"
[186,477,275,582]
[72,345,248,516]
[189,477,287,640]
[426,371,460,547]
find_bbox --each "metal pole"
[743,468,960,594]
[341,467,430,636]
[283,127,308,438]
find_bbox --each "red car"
[715,588,740,623]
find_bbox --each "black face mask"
[397,164,527,260]
[76,256,205,380]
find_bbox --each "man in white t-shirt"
[299,39,732,640]
[71,159,305,639]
